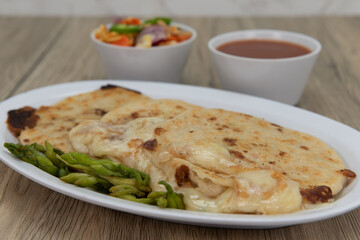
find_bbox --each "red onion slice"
[136,25,167,46]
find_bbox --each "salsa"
[217,39,311,59]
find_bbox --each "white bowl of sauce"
[208,30,321,105]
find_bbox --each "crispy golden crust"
[142,139,158,151]
[10,85,150,152]
[338,169,357,178]
[300,186,333,203]
[6,106,39,137]
[175,165,191,187]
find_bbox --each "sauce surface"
[217,39,312,59]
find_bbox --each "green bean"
[58,168,69,178]
[4,143,35,165]
[30,142,45,152]
[173,193,185,210]
[61,173,111,191]
[156,196,168,208]
[167,196,178,209]
[147,191,167,199]
[35,154,59,176]
[144,17,172,25]
[101,176,151,192]
[117,194,156,204]
[59,152,149,186]
[90,164,120,176]
[4,142,185,209]
[159,181,185,209]
[110,24,143,34]
[61,173,98,187]
[109,185,146,197]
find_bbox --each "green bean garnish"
[3,142,185,209]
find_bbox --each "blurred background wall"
[1,0,359,16]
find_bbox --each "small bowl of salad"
[91,17,197,82]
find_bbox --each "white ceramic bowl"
[91,22,197,83]
[208,30,322,105]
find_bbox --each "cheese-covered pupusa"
[7,85,150,152]
[69,99,356,214]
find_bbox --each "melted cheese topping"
[69,116,302,214]
[180,170,301,214]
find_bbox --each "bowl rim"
[207,29,322,62]
[90,21,197,51]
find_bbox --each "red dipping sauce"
[216,39,312,59]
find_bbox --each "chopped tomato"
[166,35,178,42]
[177,35,191,42]
[119,17,141,25]
[166,34,191,43]
[110,35,131,46]
[170,26,178,32]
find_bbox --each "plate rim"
[0,80,359,229]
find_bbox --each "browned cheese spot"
[208,117,217,121]
[100,84,118,90]
[277,128,283,132]
[38,106,50,111]
[229,150,245,159]
[23,139,30,143]
[271,123,282,128]
[300,146,309,150]
[189,130,194,133]
[279,151,286,156]
[94,108,107,116]
[7,106,39,137]
[100,84,141,94]
[243,150,248,153]
[176,105,185,110]
[58,126,66,131]
[142,139,157,151]
[107,129,124,141]
[131,112,139,118]
[338,169,357,178]
[300,186,333,203]
[175,165,191,187]
[233,128,241,133]
[268,161,275,165]
[223,138,237,146]
[154,127,166,136]
[149,111,160,117]
[243,114,253,118]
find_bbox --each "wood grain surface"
[0,16,360,240]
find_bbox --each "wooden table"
[1,16,360,239]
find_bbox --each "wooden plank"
[11,17,108,95]
[0,17,66,100]
[0,16,360,240]
[300,17,360,130]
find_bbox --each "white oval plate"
[0,80,359,229]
